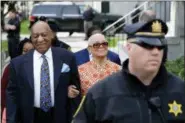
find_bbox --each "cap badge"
[152,21,162,33]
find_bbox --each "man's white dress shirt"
[33,48,54,108]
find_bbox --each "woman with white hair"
[78,33,121,95]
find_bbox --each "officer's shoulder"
[167,72,184,91]
[88,70,126,98]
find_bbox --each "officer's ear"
[125,42,132,52]
[126,38,136,51]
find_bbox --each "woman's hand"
[68,85,80,98]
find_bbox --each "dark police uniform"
[72,19,185,123]
[7,16,20,59]
[48,22,71,51]
[52,36,71,50]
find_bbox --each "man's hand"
[4,24,16,30]
[68,85,80,98]
[10,25,16,30]
[4,25,11,30]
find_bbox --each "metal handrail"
[102,0,161,33]
[111,2,157,33]
[103,1,155,32]
[109,11,143,34]
[102,1,148,33]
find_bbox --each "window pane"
[32,5,60,14]
[62,6,80,15]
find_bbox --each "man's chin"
[145,66,160,73]
[37,48,48,54]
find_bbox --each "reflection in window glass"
[32,5,60,14]
[62,6,80,15]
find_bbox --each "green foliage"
[1,41,8,51]
[21,20,30,34]
[106,36,119,47]
[165,56,185,80]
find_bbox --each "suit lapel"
[52,48,62,91]
[24,50,34,89]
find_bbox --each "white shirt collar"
[34,48,52,60]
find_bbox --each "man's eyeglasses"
[133,42,165,50]
[90,42,108,49]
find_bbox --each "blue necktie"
[40,55,52,112]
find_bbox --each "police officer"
[4,9,20,59]
[73,19,185,123]
[48,22,71,51]
[139,10,168,63]
[83,5,95,40]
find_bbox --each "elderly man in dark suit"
[6,21,81,123]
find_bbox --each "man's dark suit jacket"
[75,48,121,66]
[6,47,81,123]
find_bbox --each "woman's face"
[89,34,108,58]
[22,42,34,55]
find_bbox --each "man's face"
[8,11,16,19]
[31,21,53,54]
[127,41,164,73]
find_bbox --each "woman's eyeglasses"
[90,42,108,49]
[133,42,165,50]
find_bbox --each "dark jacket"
[131,9,141,23]
[6,47,81,123]
[52,36,71,50]
[75,48,121,66]
[73,60,185,123]
[83,8,95,21]
[7,17,20,38]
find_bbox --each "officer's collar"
[122,59,168,90]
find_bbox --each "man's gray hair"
[139,10,156,22]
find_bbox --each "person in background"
[29,16,47,29]
[139,9,157,22]
[83,5,95,40]
[4,9,20,59]
[6,21,81,123]
[75,26,121,66]
[48,21,71,50]
[131,4,141,23]
[1,38,34,123]
[72,19,185,123]
[1,9,5,31]
[17,38,34,55]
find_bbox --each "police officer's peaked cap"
[123,19,168,46]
